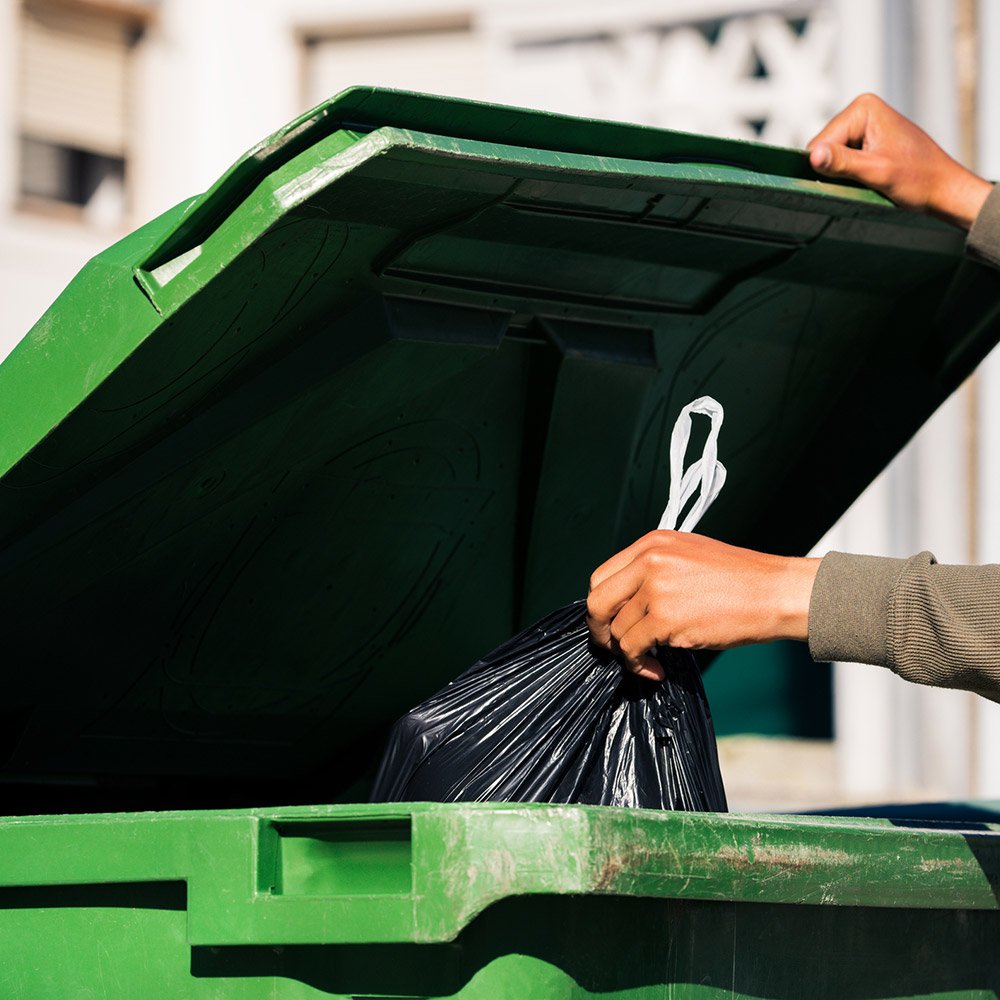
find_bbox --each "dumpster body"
[2,88,1000,996]
[3,800,1000,998]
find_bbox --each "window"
[17,0,148,224]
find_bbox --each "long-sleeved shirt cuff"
[807,551,905,666]
[966,182,1000,268]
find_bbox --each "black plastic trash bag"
[371,600,727,810]
[372,396,729,811]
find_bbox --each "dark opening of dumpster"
[372,397,729,811]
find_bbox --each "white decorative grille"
[504,10,836,147]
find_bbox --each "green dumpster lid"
[0,87,997,797]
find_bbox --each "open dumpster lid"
[1,87,998,801]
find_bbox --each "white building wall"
[817,0,1000,803]
[0,0,16,217]
[972,0,1000,797]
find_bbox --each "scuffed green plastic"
[1,801,1000,997]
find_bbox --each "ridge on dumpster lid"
[0,87,997,801]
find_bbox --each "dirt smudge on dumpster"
[918,857,969,873]
[714,843,850,871]
[595,857,625,890]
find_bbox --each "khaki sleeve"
[966,183,1000,269]
[808,550,1000,703]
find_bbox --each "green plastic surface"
[1,88,999,793]
[708,640,831,737]
[1,800,999,997]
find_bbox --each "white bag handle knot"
[656,396,726,533]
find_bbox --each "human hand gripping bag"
[371,397,729,811]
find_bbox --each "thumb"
[809,141,888,190]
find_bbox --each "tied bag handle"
[656,396,726,533]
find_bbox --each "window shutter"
[20,1,132,157]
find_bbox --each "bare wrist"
[931,169,992,231]
[770,557,820,642]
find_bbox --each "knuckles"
[616,630,637,655]
[584,592,603,621]
[641,548,668,569]
[639,529,677,548]
[856,91,883,109]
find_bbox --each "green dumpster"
[2,801,1000,998]
[1,88,999,996]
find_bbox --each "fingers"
[587,531,691,675]
[807,96,871,152]
[808,141,890,190]
[618,618,666,681]
[586,557,647,649]
[809,142,892,194]
[586,531,817,678]
[588,531,662,593]
[587,581,666,682]
[631,655,665,682]
[587,536,671,682]
[806,94,888,189]
[587,531,673,648]
[608,594,647,647]
[806,93,927,198]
